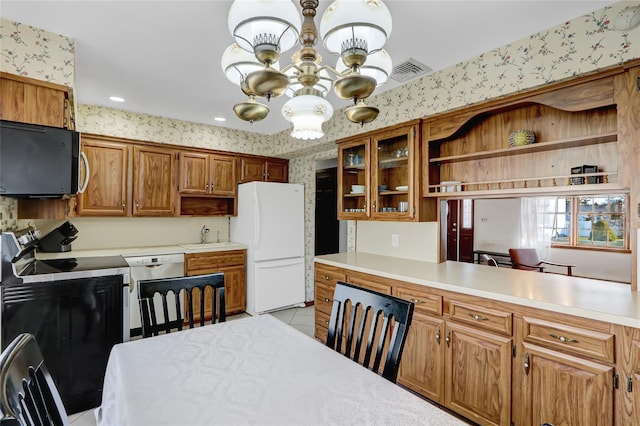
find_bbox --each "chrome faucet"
[200,225,210,244]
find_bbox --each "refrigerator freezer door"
[252,183,304,262]
[249,257,305,314]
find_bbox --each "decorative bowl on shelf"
[508,129,536,147]
[378,184,388,191]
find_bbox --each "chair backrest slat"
[326,282,414,383]
[0,333,69,425]
[138,273,226,338]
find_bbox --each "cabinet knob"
[324,275,331,280]
[445,330,450,347]
[324,298,331,302]
[435,326,441,344]
[136,201,140,209]
[524,353,530,375]
[122,202,125,211]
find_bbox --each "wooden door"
[210,155,237,195]
[446,200,474,263]
[219,265,246,314]
[398,313,445,403]
[77,138,129,216]
[178,152,209,194]
[265,160,288,182]
[444,322,512,426]
[240,157,265,182]
[446,200,459,261]
[132,145,176,216]
[459,199,474,263]
[521,343,614,426]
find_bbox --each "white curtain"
[520,197,558,259]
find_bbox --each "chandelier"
[221,0,393,140]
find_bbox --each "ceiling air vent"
[390,58,432,83]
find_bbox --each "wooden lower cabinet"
[313,262,638,426]
[397,312,445,403]
[445,322,512,426]
[520,343,614,426]
[185,250,246,317]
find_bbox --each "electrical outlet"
[391,234,399,247]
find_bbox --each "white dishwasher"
[124,253,185,339]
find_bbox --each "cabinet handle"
[325,320,329,325]
[542,423,554,426]
[136,201,140,209]
[627,377,633,393]
[524,353,530,375]
[435,326,441,344]
[468,313,489,321]
[410,299,425,304]
[324,275,331,280]
[549,333,579,344]
[445,330,450,347]
[122,202,125,211]
[324,298,331,302]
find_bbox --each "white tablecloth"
[96,315,466,426]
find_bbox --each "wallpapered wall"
[1,1,639,297]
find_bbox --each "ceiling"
[1,1,616,136]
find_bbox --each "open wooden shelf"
[429,132,617,164]
[426,172,623,198]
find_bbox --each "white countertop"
[36,242,247,260]
[315,252,640,329]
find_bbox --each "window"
[548,195,627,249]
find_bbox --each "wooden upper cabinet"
[0,72,73,129]
[240,157,289,183]
[337,121,434,221]
[240,157,266,183]
[265,160,288,182]
[210,155,237,195]
[132,145,176,216]
[77,137,129,216]
[179,152,236,196]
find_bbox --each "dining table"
[96,314,467,425]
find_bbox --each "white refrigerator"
[230,182,305,315]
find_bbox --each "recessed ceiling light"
[214,117,226,122]
[109,96,125,102]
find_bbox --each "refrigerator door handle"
[255,258,304,269]
[253,189,260,250]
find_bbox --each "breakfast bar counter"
[315,252,640,328]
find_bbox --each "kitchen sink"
[179,242,240,251]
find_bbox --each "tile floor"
[68,306,316,425]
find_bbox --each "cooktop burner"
[19,256,129,276]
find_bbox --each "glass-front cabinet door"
[372,125,416,219]
[338,138,370,219]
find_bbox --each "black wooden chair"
[138,273,226,338]
[0,333,68,426]
[326,281,414,383]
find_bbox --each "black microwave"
[0,120,80,198]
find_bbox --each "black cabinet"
[1,274,125,414]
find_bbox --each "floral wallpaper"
[0,18,74,85]
[2,2,639,299]
[78,105,273,156]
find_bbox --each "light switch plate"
[391,234,399,247]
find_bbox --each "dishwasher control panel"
[124,253,185,267]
